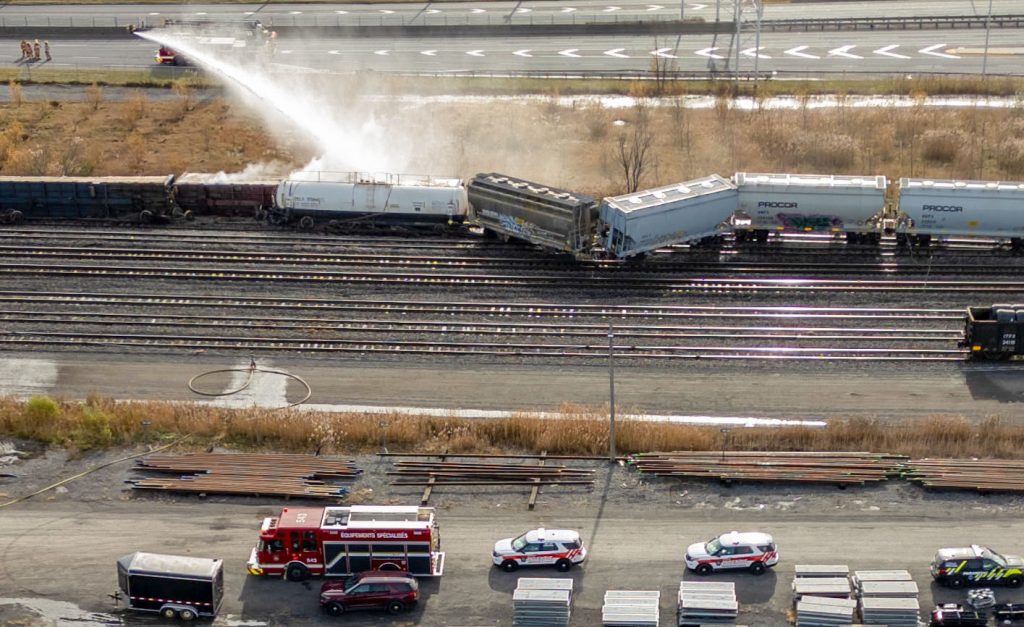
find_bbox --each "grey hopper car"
[117,552,224,620]
[468,173,597,254]
[734,172,887,242]
[600,174,737,258]
[899,178,1024,248]
[962,304,1024,360]
[0,175,175,224]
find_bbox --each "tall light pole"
[608,324,616,462]
[982,0,993,77]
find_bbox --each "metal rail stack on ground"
[903,458,1024,493]
[381,452,596,509]
[130,452,361,499]
[628,451,908,487]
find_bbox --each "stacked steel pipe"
[904,458,1024,493]
[628,451,907,486]
[130,452,361,498]
[387,460,594,486]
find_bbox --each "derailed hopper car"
[898,178,1024,249]
[0,175,175,224]
[600,174,737,259]
[117,552,224,620]
[467,173,597,255]
[962,304,1024,360]
[734,172,888,243]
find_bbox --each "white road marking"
[784,45,819,59]
[741,46,771,59]
[696,46,723,59]
[289,10,302,15]
[328,50,340,55]
[651,48,677,58]
[559,48,581,57]
[688,3,708,9]
[514,49,533,57]
[561,7,577,12]
[466,49,485,57]
[604,48,629,58]
[335,10,349,14]
[374,50,390,56]
[829,45,863,59]
[379,9,395,14]
[470,8,486,13]
[420,50,438,56]
[604,6,622,12]
[516,7,533,13]
[279,50,293,54]
[425,9,442,14]
[647,4,665,10]
[874,44,910,59]
[149,12,160,16]
[0,358,57,397]
[919,43,960,59]
[194,12,207,15]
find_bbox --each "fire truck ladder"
[706,0,764,80]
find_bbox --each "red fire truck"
[246,505,444,581]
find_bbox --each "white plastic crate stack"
[853,570,920,626]
[513,578,573,627]
[603,590,660,627]
[677,581,737,626]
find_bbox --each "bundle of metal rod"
[904,458,1024,493]
[628,451,908,486]
[130,452,361,498]
[387,461,594,486]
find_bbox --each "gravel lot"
[4,442,1024,626]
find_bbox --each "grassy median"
[2,395,1022,459]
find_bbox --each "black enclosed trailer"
[468,173,597,256]
[117,552,224,620]
[962,304,1024,360]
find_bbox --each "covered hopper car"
[899,178,1024,249]
[467,173,597,255]
[600,174,738,258]
[271,172,469,230]
[734,172,888,243]
[962,304,1024,360]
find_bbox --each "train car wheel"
[9,210,22,224]
[139,210,154,224]
[298,216,315,230]
[183,210,194,222]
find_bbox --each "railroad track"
[0,291,968,361]
[3,261,1024,292]
[1,245,1022,276]
[0,291,971,320]
[0,331,967,361]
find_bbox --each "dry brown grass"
[3,396,1024,460]
[2,78,1024,191]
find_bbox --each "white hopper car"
[733,172,888,243]
[272,172,469,229]
[898,178,1024,248]
[600,174,738,259]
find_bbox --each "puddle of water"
[0,598,121,626]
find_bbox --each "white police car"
[685,531,778,576]
[492,528,586,572]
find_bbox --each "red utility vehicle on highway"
[247,505,445,581]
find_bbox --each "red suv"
[320,571,419,616]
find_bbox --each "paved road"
[0,0,1019,28]
[9,28,1024,75]
[1,353,1022,419]
[1,499,1024,625]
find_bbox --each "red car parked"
[319,571,419,616]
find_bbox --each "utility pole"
[608,324,616,462]
[982,0,992,77]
